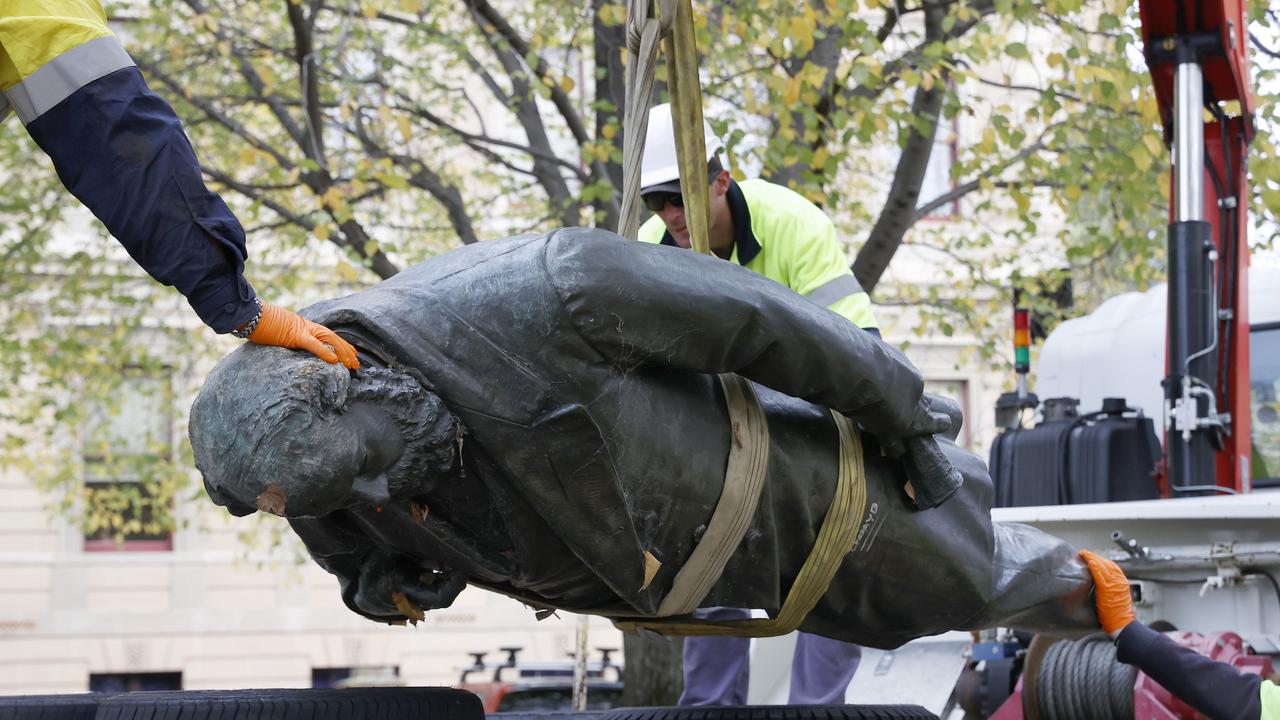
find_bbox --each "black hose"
[1244,569,1280,616]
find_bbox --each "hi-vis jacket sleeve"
[0,0,258,333]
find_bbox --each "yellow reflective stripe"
[806,273,865,307]
[0,0,112,89]
[3,34,132,123]
[827,291,878,329]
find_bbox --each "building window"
[82,368,175,552]
[312,666,401,688]
[89,672,182,692]
[924,378,971,448]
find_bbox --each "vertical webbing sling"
[613,373,867,637]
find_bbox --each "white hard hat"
[640,103,722,193]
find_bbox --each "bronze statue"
[190,228,1096,647]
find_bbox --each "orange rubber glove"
[1079,549,1137,637]
[247,303,360,370]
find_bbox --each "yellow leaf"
[1129,142,1152,171]
[1013,190,1030,214]
[1047,52,1064,68]
[812,146,830,170]
[921,71,935,91]
[602,123,618,140]
[1065,184,1082,201]
[1142,134,1165,162]
[979,126,996,153]
[314,224,332,241]
[783,77,801,106]
[789,15,815,53]
[256,63,276,90]
[559,75,576,94]
[336,261,361,282]
[396,114,412,142]
[320,186,343,210]
[238,147,256,167]
[362,1,379,19]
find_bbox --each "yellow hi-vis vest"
[0,1,127,124]
[638,178,878,331]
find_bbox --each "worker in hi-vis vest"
[637,103,873,706]
[637,104,878,337]
[1082,550,1280,720]
[0,1,358,368]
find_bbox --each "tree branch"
[286,0,327,163]
[1250,30,1280,59]
[852,2,952,293]
[135,59,298,170]
[461,0,618,219]
[466,4,577,226]
[966,74,1083,104]
[181,0,311,156]
[352,117,480,246]
[912,124,1061,219]
[460,0,590,145]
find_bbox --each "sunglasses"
[643,192,685,212]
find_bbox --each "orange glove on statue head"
[1079,549,1137,637]
[247,303,360,370]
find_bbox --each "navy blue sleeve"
[1117,622,1262,720]
[25,67,258,333]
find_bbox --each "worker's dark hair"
[707,154,724,178]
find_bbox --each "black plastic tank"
[1064,397,1160,503]
[990,397,1160,507]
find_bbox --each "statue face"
[192,347,450,520]
[246,400,407,518]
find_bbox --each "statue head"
[190,346,458,518]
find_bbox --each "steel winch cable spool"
[1034,634,1138,720]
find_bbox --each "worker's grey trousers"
[679,608,862,705]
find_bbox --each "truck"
[940,0,1280,715]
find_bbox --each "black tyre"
[603,705,938,720]
[0,694,111,720]
[95,687,483,720]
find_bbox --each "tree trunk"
[620,632,685,706]
[851,3,950,294]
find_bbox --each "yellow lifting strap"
[664,0,712,257]
[617,0,711,257]
[614,393,868,638]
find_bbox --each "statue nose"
[204,478,258,517]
